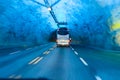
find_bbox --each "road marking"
[70,46,75,51]
[43,51,48,54]
[9,75,15,78]
[9,75,22,79]
[43,51,50,55]
[43,51,47,54]
[72,48,74,51]
[49,48,54,51]
[74,51,78,55]
[28,57,40,64]
[80,57,88,66]
[53,45,56,48]
[14,75,22,79]
[47,51,50,54]
[95,75,102,80]
[26,48,32,50]
[10,51,20,54]
[33,57,43,64]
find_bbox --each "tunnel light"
[47,7,51,11]
[111,21,120,31]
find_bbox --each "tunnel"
[0,0,120,80]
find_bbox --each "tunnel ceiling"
[0,0,120,49]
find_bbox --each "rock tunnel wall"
[0,0,55,47]
[66,0,120,50]
[0,0,120,50]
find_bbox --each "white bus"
[56,27,71,46]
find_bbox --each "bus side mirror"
[70,38,72,42]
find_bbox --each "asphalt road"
[0,43,120,80]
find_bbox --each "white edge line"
[72,48,74,51]
[70,46,74,51]
[43,51,48,54]
[47,51,50,54]
[26,48,32,50]
[95,75,102,80]
[33,57,43,64]
[50,48,54,50]
[28,57,40,64]
[10,51,20,54]
[74,51,78,55]
[14,75,22,79]
[9,75,15,78]
[45,51,49,54]
[43,51,50,54]
[80,57,88,66]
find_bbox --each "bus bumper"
[56,41,70,46]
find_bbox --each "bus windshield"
[58,30,69,35]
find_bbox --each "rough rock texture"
[0,0,120,50]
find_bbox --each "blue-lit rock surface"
[0,0,120,50]
[0,0,55,47]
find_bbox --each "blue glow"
[0,0,120,49]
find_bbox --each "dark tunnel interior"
[0,0,120,50]
[0,0,120,80]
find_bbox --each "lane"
[1,43,120,80]
[10,51,21,55]
[0,47,25,56]
[0,43,56,78]
[0,43,53,56]
[72,45,120,80]
[0,43,54,64]
[18,47,95,80]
